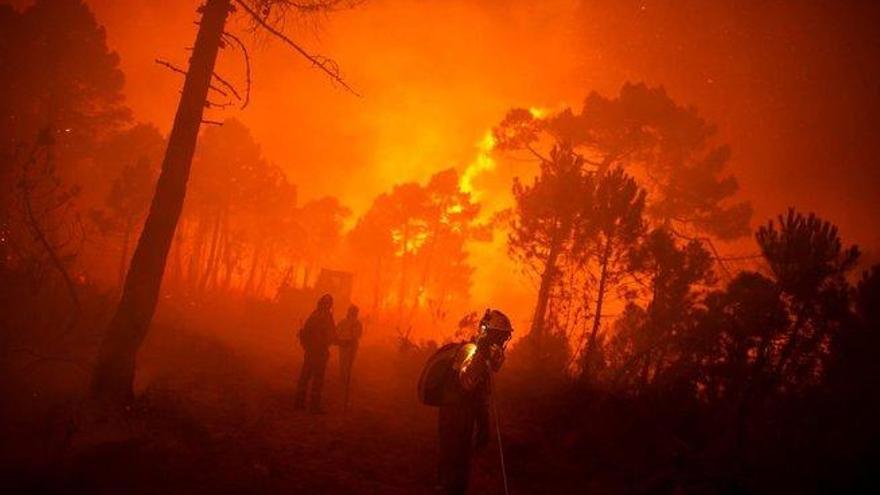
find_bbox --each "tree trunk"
[91,0,232,405]
[200,209,223,292]
[170,224,185,286]
[372,254,383,313]
[397,222,410,323]
[584,235,613,371]
[244,243,263,294]
[528,228,563,338]
[118,218,131,291]
[187,217,209,287]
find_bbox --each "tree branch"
[156,58,231,99]
[212,71,242,101]
[232,0,361,96]
[222,31,252,109]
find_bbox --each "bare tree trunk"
[118,218,132,291]
[372,254,382,313]
[256,254,272,296]
[19,145,81,319]
[244,243,263,294]
[584,236,613,371]
[200,209,223,291]
[528,228,563,338]
[91,0,232,405]
[397,222,410,323]
[187,217,208,287]
[170,224,186,286]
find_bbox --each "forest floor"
[2,308,548,495]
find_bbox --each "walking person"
[335,304,363,409]
[295,294,335,413]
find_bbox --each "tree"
[0,0,127,164]
[756,208,859,389]
[348,169,484,327]
[90,124,165,288]
[296,196,351,280]
[92,0,359,405]
[495,82,751,241]
[0,0,128,317]
[608,229,714,390]
[508,145,589,339]
[697,271,789,453]
[577,167,647,373]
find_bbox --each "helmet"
[317,293,333,311]
[477,309,513,347]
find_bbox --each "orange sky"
[84,0,880,244]
[6,0,880,330]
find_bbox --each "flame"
[459,131,497,197]
[458,107,544,199]
[528,106,547,119]
[391,228,429,257]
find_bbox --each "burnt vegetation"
[0,1,878,494]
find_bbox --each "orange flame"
[459,131,497,198]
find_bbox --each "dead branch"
[157,58,232,99]
[213,72,241,101]
[155,58,187,76]
[202,119,225,126]
[669,229,733,279]
[274,0,357,13]
[18,138,81,328]
[232,0,361,96]
[222,31,253,109]
[205,99,234,109]
[212,71,242,101]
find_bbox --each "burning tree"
[91,0,360,405]
[348,169,486,329]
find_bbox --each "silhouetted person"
[295,293,335,413]
[420,309,513,495]
[335,304,363,409]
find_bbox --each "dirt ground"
[2,309,526,495]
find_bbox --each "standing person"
[295,294,335,413]
[335,304,363,409]
[418,309,514,495]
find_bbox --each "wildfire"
[458,106,546,199]
[391,228,429,257]
[528,106,547,119]
[459,131,497,198]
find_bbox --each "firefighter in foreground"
[418,309,513,495]
[295,294,335,413]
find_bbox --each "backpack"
[417,342,464,406]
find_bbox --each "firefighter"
[335,304,363,408]
[295,293,335,413]
[436,309,513,495]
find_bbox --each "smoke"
[69,0,880,328]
